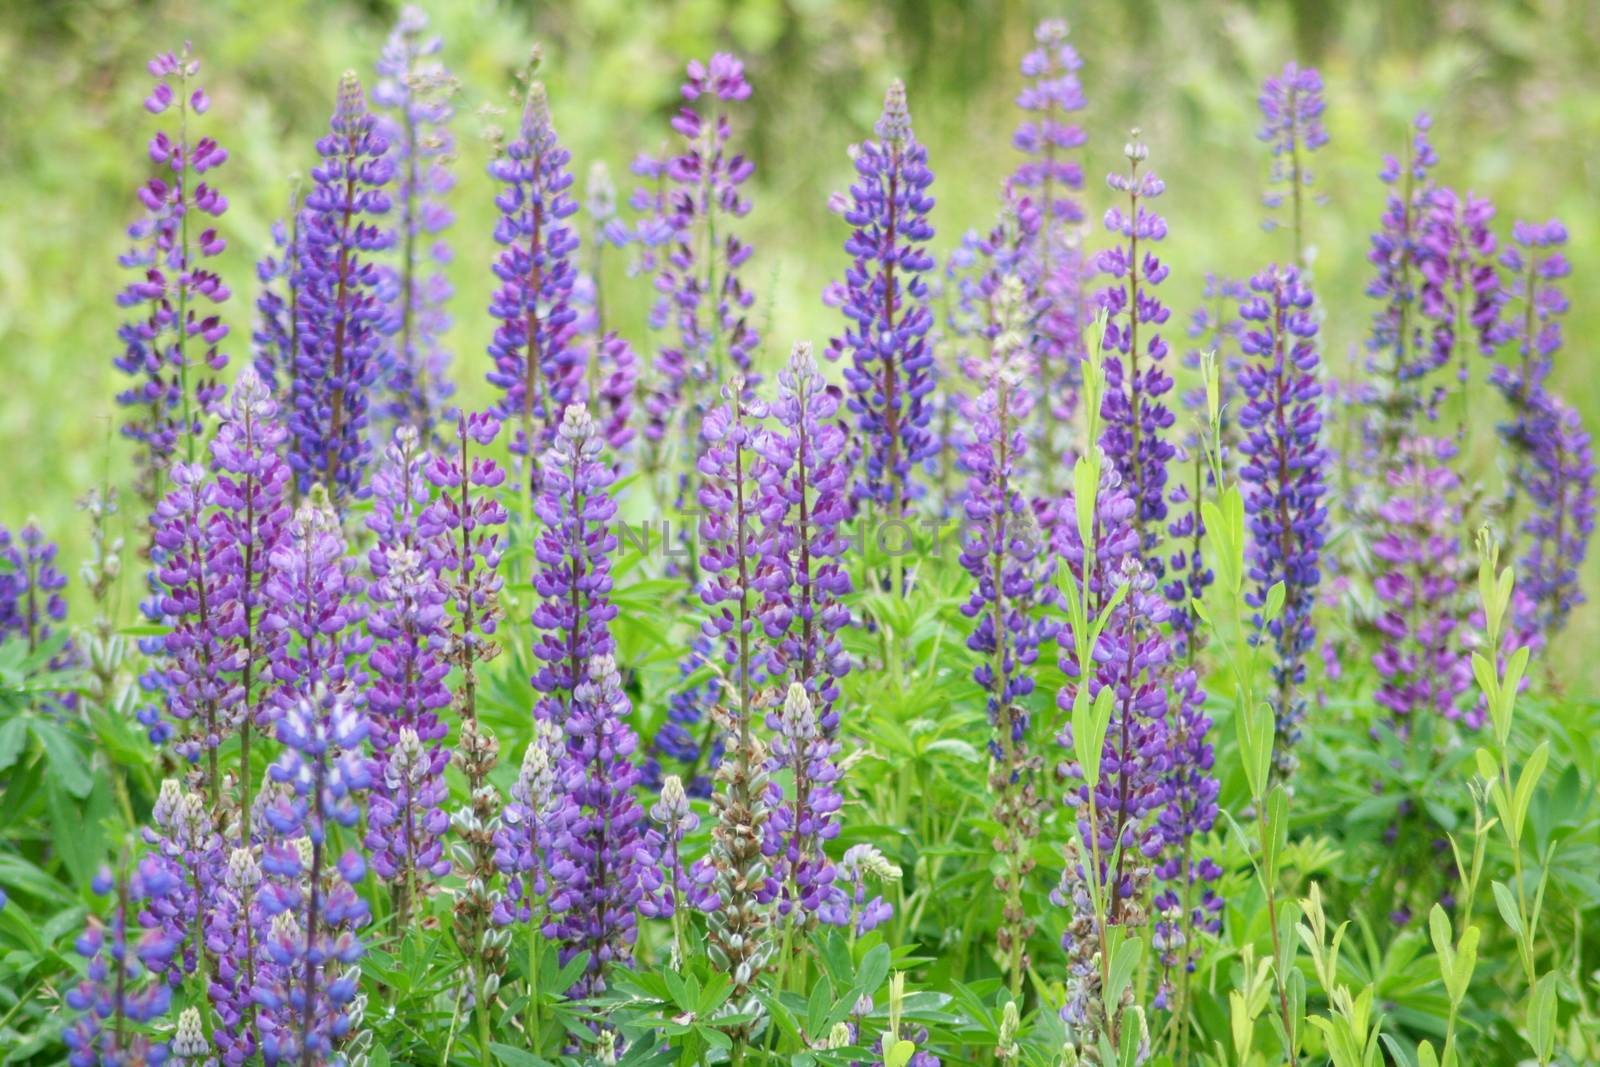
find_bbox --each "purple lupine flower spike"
[1489,220,1595,635]
[64,863,181,1067]
[764,682,844,930]
[254,688,372,1066]
[546,654,663,994]
[530,404,619,725]
[693,378,777,1009]
[1364,112,1443,449]
[206,846,264,1065]
[829,79,938,520]
[115,44,232,510]
[1257,62,1327,260]
[754,342,853,735]
[959,279,1051,987]
[1236,265,1328,776]
[141,779,223,986]
[289,71,395,504]
[365,428,452,921]
[642,54,759,456]
[208,368,293,819]
[492,719,565,928]
[261,493,370,719]
[424,412,511,991]
[649,774,699,932]
[1517,393,1595,635]
[1371,436,1474,727]
[374,5,458,438]
[0,522,69,653]
[1096,132,1176,571]
[252,184,302,400]
[486,76,580,474]
[1010,19,1089,488]
[153,461,242,798]
[960,278,1048,745]
[1417,189,1500,433]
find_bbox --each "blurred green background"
[1,0,1596,683]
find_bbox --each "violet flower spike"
[530,403,619,723]
[1096,132,1176,571]
[829,79,938,519]
[115,44,232,511]
[753,342,853,736]
[485,78,580,473]
[1257,62,1327,261]
[1235,265,1328,777]
[374,4,459,439]
[763,682,845,931]
[64,863,181,1067]
[289,70,395,505]
[641,53,759,457]
[0,521,69,654]
[153,461,243,800]
[545,654,664,994]
[364,427,453,921]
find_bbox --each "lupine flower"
[641,54,758,454]
[485,79,580,468]
[141,780,222,985]
[115,45,232,509]
[1517,391,1596,634]
[1054,466,1169,914]
[531,405,619,722]
[764,682,843,927]
[1495,220,1570,407]
[649,774,699,929]
[423,412,511,998]
[153,462,242,793]
[697,380,772,693]
[829,79,938,518]
[289,71,395,503]
[693,385,778,1006]
[1371,437,1474,727]
[261,494,370,720]
[493,719,565,927]
[1364,113,1443,448]
[208,369,293,816]
[754,343,853,735]
[64,863,181,1067]
[1096,133,1176,567]
[1257,62,1327,258]
[1009,19,1089,487]
[205,846,264,1065]
[820,844,897,937]
[425,412,508,708]
[1236,265,1327,775]
[1417,190,1501,424]
[958,279,1050,989]
[959,278,1048,744]
[546,655,664,994]
[364,429,452,920]
[0,522,68,652]
[374,5,458,437]
[252,186,302,400]
[1151,666,1221,1007]
[255,690,372,1066]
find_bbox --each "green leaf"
[1491,881,1523,938]
[31,720,91,798]
[1511,741,1549,840]
[1106,936,1143,1008]
[488,1044,556,1067]
[1263,581,1286,623]
[0,716,28,773]
[883,1039,917,1067]
[806,975,833,1036]
[1529,973,1558,1061]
